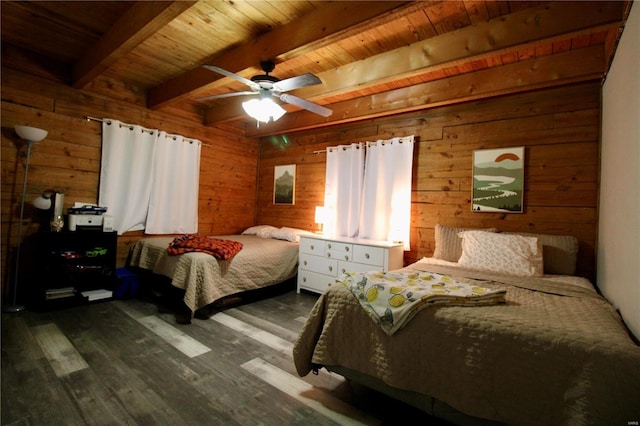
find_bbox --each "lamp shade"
[33,195,52,210]
[315,206,327,224]
[15,125,48,142]
[242,98,286,123]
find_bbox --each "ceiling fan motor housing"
[252,60,279,85]
[260,60,276,73]
[251,74,279,83]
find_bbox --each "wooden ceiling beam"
[72,1,197,89]
[146,1,412,109]
[203,1,622,125]
[244,45,606,137]
[295,1,622,99]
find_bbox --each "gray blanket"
[293,261,640,425]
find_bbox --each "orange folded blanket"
[167,234,243,260]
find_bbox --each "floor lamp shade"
[2,126,48,313]
[15,125,48,142]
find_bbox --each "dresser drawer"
[297,270,336,294]
[325,241,352,253]
[299,253,338,276]
[326,249,352,262]
[300,237,325,255]
[338,260,379,275]
[353,244,385,267]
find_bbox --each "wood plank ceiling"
[0,1,631,137]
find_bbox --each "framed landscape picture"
[274,164,296,205]
[472,147,524,213]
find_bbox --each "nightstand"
[33,230,117,308]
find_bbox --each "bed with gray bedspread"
[128,234,299,312]
[293,228,640,426]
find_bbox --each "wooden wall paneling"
[1,65,260,300]
[256,81,601,281]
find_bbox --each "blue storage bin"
[115,268,140,299]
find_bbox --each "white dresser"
[297,235,404,294]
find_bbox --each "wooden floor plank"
[209,312,292,355]
[137,315,212,358]
[206,306,349,403]
[32,323,89,377]
[224,306,302,342]
[2,289,451,425]
[242,357,380,426]
[1,316,86,426]
[67,317,189,425]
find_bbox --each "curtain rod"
[313,135,414,154]
[85,116,210,147]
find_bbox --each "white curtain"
[98,119,201,235]
[359,136,414,250]
[323,143,364,237]
[146,131,201,234]
[99,120,156,234]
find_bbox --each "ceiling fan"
[197,60,333,119]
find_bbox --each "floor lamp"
[2,125,48,313]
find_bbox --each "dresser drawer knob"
[328,266,333,272]
[328,243,332,249]
[344,255,349,261]
[303,260,307,266]
[303,277,307,283]
[310,244,314,250]
[345,246,349,252]
[365,253,370,259]
[327,253,331,258]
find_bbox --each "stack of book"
[45,287,75,300]
[80,289,113,301]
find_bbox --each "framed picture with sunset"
[472,147,524,213]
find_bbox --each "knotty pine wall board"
[255,82,600,280]
[1,65,259,295]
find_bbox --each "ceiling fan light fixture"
[242,98,286,123]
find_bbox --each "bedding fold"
[167,233,243,260]
[341,270,506,335]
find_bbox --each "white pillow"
[241,225,278,238]
[270,227,314,242]
[433,224,499,262]
[458,231,544,277]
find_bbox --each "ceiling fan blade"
[202,65,259,90]
[279,93,333,117]
[196,91,257,102]
[273,73,322,93]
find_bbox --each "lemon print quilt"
[340,271,506,335]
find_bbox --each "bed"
[128,225,309,315]
[293,225,640,425]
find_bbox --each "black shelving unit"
[33,230,117,309]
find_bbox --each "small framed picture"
[472,147,524,213]
[274,164,296,205]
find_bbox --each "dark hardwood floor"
[1,280,453,425]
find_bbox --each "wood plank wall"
[256,82,601,281]
[1,63,259,299]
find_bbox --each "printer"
[68,205,108,231]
